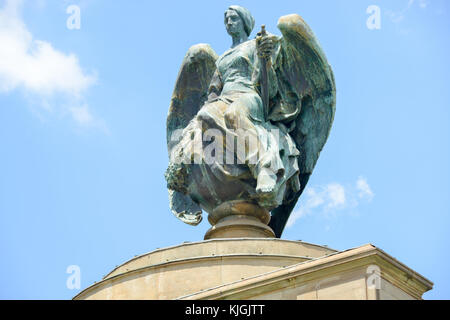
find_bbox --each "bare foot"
[256,168,277,195]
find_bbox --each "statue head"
[224,5,255,38]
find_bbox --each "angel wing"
[166,44,218,225]
[167,44,218,150]
[269,14,336,237]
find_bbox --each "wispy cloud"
[417,0,430,8]
[286,176,374,228]
[386,0,430,26]
[356,176,374,201]
[0,0,102,128]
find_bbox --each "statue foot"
[256,167,277,195]
[256,168,280,209]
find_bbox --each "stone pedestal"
[205,201,275,240]
[74,239,432,300]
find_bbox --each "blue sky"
[0,0,449,300]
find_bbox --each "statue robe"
[171,38,301,211]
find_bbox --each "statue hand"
[256,34,277,60]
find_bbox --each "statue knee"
[224,110,239,129]
[197,109,211,123]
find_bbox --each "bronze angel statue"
[165,5,336,239]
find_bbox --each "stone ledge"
[74,241,432,300]
[178,244,433,300]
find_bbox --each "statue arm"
[252,35,281,100]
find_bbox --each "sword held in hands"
[257,25,271,123]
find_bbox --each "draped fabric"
[170,39,301,211]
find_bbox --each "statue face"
[224,10,245,37]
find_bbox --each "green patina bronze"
[165,5,336,238]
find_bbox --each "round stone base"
[205,200,275,240]
[205,215,275,239]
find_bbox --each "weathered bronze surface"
[165,6,336,238]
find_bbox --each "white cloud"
[69,104,93,125]
[0,0,99,127]
[386,0,430,25]
[418,0,429,9]
[286,177,375,228]
[356,176,375,201]
[325,183,346,209]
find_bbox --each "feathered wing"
[269,14,336,237]
[166,44,218,225]
[167,44,218,149]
